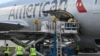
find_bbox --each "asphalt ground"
[0,52,100,56]
[75,52,100,56]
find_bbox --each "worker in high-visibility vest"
[30,45,36,56]
[4,44,10,56]
[16,45,24,56]
[76,45,80,52]
[68,18,74,30]
[75,45,80,55]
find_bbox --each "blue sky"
[0,0,14,4]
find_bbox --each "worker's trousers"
[5,53,8,56]
[17,55,23,56]
[69,23,73,30]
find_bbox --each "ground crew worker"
[30,45,36,56]
[16,44,24,56]
[68,18,74,30]
[76,45,80,52]
[4,44,10,56]
[73,19,77,30]
[75,45,80,55]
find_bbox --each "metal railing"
[45,21,79,34]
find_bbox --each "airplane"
[0,0,100,53]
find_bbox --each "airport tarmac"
[0,52,100,56]
[75,52,100,56]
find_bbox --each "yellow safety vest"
[30,48,36,56]
[4,47,10,54]
[16,46,23,55]
[76,46,80,51]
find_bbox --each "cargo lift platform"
[42,10,79,34]
[1,10,80,56]
[43,10,80,56]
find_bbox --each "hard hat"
[34,19,39,24]
[52,17,57,22]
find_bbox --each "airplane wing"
[0,20,28,31]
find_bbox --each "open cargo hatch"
[43,10,74,21]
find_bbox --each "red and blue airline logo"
[76,0,87,13]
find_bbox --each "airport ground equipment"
[50,17,62,56]
[11,36,45,56]
[11,15,79,56]
[62,47,74,56]
[50,46,74,56]
[10,21,79,56]
[40,20,79,56]
[10,21,46,56]
[52,21,79,56]
[10,36,27,47]
[10,20,46,56]
[56,21,62,56]
[2,10,80,56]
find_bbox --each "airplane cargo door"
[93,0,100,14]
